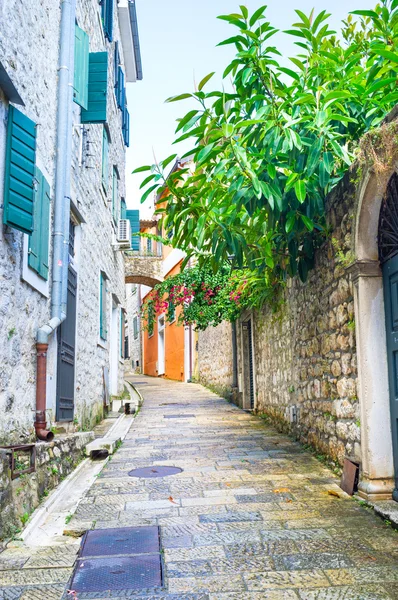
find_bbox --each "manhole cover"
[80,526,160,557]
[70,555,162,592]
[163,414,195,419]
[128,466,183,478]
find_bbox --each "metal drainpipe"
[35,0,76,441]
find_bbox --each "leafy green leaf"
[165,93,192,103]
[249,5,267,26]
[161,154,178,170]
[197,143,215,164]
[140,184,159,204]
[301,214,314,231]
[132,165,152,174]
[294,180,306,203]
[198,72,215,91]
[139,173,157,189]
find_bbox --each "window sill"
[97,338,108,350]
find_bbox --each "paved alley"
[2,377,398,599]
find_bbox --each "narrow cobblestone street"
[2,377,398,599]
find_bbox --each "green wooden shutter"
[3,105,36,234]
[102,0,114,41]
[28,168,50,280]
[100,273,107,340]
[102,127,109,191]
[74,25,89,110]
[126,209,140,251]
[122,105,130,147]
[81,52,108,124]
[117,68,124,109]
[112,167,119,222]
[121,198,126,220]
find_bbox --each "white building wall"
[0,0,134,441]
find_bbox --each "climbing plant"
[141,264,251,331]
[134,1,398,309]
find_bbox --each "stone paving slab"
[2,376,398,599]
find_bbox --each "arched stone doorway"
[350,164,398,501]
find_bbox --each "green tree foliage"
[134,1,398,306]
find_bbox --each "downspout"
[35,0,76,441]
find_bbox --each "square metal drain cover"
[71,555,162,592]
[80,526,160,557]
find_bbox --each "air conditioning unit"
[116,219,131,249]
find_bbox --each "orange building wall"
[142,261,186,381]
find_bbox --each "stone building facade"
[0,0,142,443]
[199,113,398,501]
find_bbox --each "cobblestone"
[2,377,398,598]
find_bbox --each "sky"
[125,0,374,217]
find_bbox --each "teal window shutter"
[74,25,89,110]
[100,272,107,340]
[3,105,36,234]
[126,209,140,251]
[28,168,50,280]
[121,198,126,220]
[101,0,114,42]
[102,127,109,192]
[120,309,124,358]
[117,68,124,110]
[133,316,138,339]
[112,167,119,222]
[81,52,108,124]
[122,105,130,147]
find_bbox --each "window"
[148,303,154,338]
[126,209,140,251]
[100,272,107,340]
[122,104,130,147]
[81,52,108,124]
[133,316,139,339]
[69,220,76,257]
[168,300,176,324]
[3,106,36,234]
[101,0,114,42]
[28,168,50,280]
[112,167,119,222]
[121,198,126,220]
[73,25,89,109]
[102,127,109,192]
[147,238,152,254]
[120,309,125,358]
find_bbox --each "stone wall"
[0,432,93,539]
[0,0,129,441]
[199,172,359,465]
[241,173,359,465]
[198,321,234,398]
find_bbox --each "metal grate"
[379,173,398,264]
[128,466,183,478]
[70,555,162,592]
[79,526,160,557]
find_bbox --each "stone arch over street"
[350,159,398,500]
[124,254,164,288]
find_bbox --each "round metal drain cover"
[128,466,183,478]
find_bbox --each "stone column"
[348,260,395,500]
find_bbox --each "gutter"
[128,0,143,80]
[35,0,76,441]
